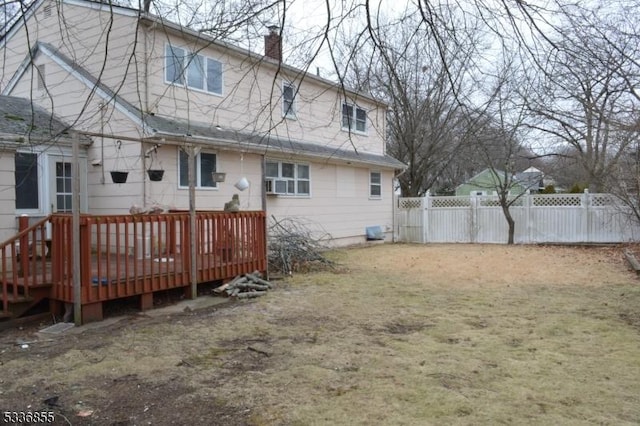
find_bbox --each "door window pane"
[55,162,72,212]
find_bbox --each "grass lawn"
[1,243,639,425]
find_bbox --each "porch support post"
[72,135,82,324]
[186,144,199,299]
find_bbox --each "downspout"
[99,103,105,184]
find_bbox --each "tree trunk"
[501,203,515,244]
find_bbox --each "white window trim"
[265,159,311,197]
[341,102,368,135]
[282,80,296,119]
[178,148,219,190]
[164,43,224,97]
[369,170,382,199]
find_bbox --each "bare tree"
[339,7,484,196]
[520,4,640,192]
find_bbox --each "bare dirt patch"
[1,243,639,425]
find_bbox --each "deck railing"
[49,211,267,304]
[0,216,51,313]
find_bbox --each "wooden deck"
[1,211,267,324]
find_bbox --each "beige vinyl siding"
[0,155,17,241]
[146,30,386,156]
[1,1,386,157]
[145,149,263,212]
[1,1,144,113]
[267,162,394,243]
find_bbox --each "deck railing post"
[79,219,92,310]
[18,215,29,278]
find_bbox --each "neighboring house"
[455,168,526,196]
[515,166,545,193]
[0,0,404,246]
[0,95,91,241]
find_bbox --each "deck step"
[0,310,11,319]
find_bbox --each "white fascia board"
[0,0,43,49]
[1,53,33,95]
[62,0,140,17]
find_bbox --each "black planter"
[147,169,165,181]
[110,171,129,183]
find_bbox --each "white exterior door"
[47,155,88,214]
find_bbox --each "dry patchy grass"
[1,243,639,425]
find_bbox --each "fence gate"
[396,193,640,244]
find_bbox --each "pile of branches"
[214,272,273,298]
[268,216,335,275]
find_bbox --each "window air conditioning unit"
[265,178,288,195]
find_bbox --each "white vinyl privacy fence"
[396,193,640,244]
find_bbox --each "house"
[0,0,405,247]
[515,167,546,193]
[455,168,527,196]
[0,95,91,242]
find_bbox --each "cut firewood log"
[213,283,230,294]
[245,273,272,288]
[235,283,270,291]
[236,291,267,299]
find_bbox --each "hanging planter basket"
[111,141,130,184]
[110,171,129,184]
[145,145,164,182]
[147,169,165,181]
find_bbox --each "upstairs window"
[282,81,296,118]
[165,45,223,95]
[370,171,382,198]
[178,149,218,188]
[265,160,310,196]
[342,102,367,133]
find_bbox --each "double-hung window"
[165,45,223,95]
[282,81,296,118]
[178,149,218,188]
[342,102,367,133]
[265,160,310,196]
[369,171,382,198]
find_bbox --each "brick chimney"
[264,25,282,62]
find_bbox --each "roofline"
[1,0,140,49]
[0,131,90,146]
[145,131,403,170]
[455,168,509,191]
[142,13,386,107]
[3,42,147,131]
[2,0,386,108]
